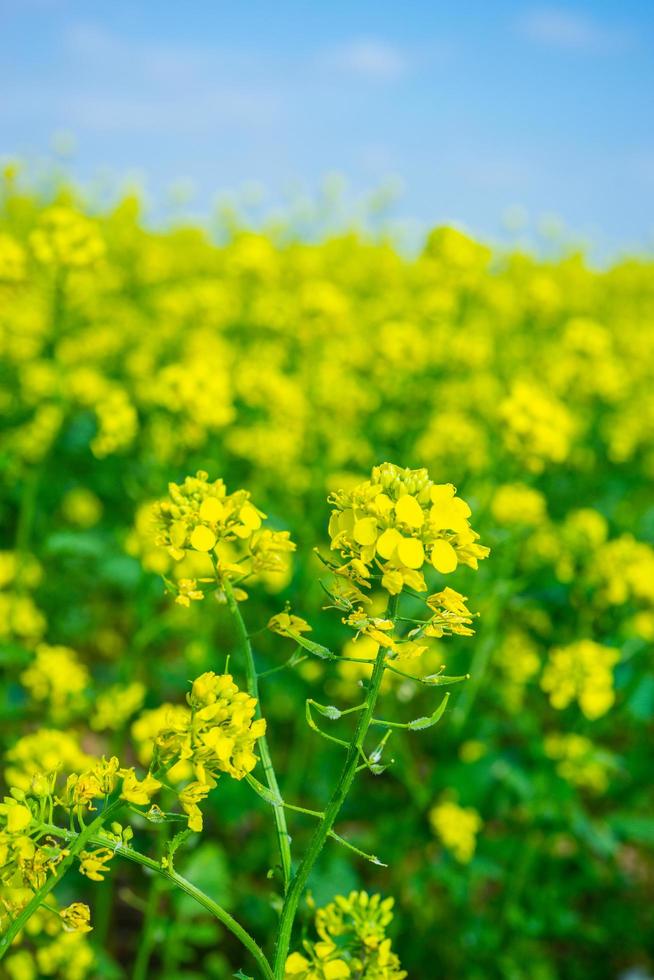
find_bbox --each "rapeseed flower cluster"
[429,799,483,863]
[19,644,88,723]
[29,206,105,269]
[328,464,488,594]
[153,470,295,602]
[1,176,653,977]
[544,733,611,793]
[153,671,266,830]
[541,640,619,719]
[286,892,406,979]
[0,670,264,932]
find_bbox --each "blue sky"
[1,1,653,255]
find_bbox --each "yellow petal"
[431,496,471,531]
[395,494,425,527]
[373,493,394,514]
[324,961,351,979]
[7,804,32,833]
[430,483,456,504]
[397,537,425,569]
[381,568,404,594]
[431,539,458,573]
[239,502,262,530]
[170,520,188,547]
[376,527,402,558]
[199,497,224,522]
[285,952,310,975]
[190,525,217,552]
[353,517,378,546]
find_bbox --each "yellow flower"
[544,732,610,793]
[20,644,89,723]
[120,770,161,806]
[0,800,33,834]
[177,781,211,832]
[429,799,482,863]
[541,640,619,719]
[491,483,547,526]
[328,463,488,594]
[175,578,205,607]
[268,611,312,637]
[60,902,92,934]
[29,206,105,268]
[78,847,114,882]
[287,891,406,979]
[154,674,266,799]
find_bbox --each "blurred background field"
[2,2,654,978]
[1,176,653,979]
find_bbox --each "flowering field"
[1,173,653,980]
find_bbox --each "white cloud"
[321,39,407,80]
[517,7,633,53]
[38,21,286,133]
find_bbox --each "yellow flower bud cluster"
[541,640,619,720]
[495,629,541,711]
[429,799,482,863]
[591,534,654,607]
[285,891,406,979]
[0,549,47,648]
[500,381,575,473]
[491,483,547,526]
[153,672,266,831]
[29,206,105,268]
[4,729,93,793]
[544,733,610,793]
[60,487,103,528]
[91,681,146,732]
[155,471,266,558]
[0,232,26,282]
[131,703,193,783]
[20,643,89,723]
[90,387,139,458]
[328,462,488,596]
[153,470,295,603]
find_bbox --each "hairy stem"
[224,578,292,894]
[271,593,398,977]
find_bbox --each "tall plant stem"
[271,594,398,978]
[131,824,169,980]
[224,579,292,894]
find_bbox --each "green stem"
[131,824,169,980]
[271,594,398,978]
[131,872,162,980]
[224,579,292,894]
[31,824,275,980]
[0,800,124,960]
